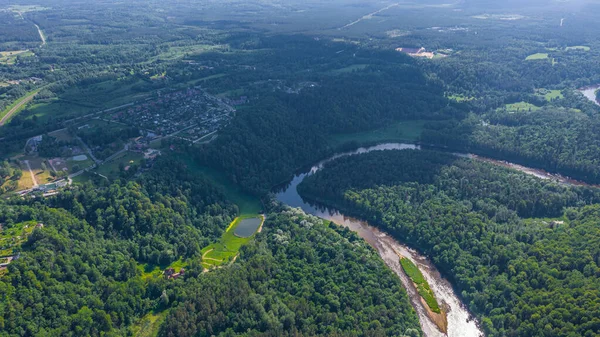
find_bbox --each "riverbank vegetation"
[400,257,441,314]
[299,149,600,336]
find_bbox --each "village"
[104,86,237,143]
[2,86,238,198]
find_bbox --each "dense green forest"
[3,0,600,336]
[161,208,421,337]
[299,150,600,336]
[422,107,600,184]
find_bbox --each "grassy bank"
[400,257,441,314]
[201,214,264,270]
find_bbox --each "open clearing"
[525,53,549,61]
[0,50,34,65]
[329,120,426,147]
[95,152,143,178]
[447,94,474,102]
[330,64,370,74]
[185,159,262,214]
[565,46,590,52]
[0,89,41,126]
[130,311,168,337]
[201,215,264,270]
[536,89,563,101]
[0,221,37,257]
[502,102,540,113]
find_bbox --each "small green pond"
[233,217,262,238]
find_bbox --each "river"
[274,142,598,336]
[579,85,600,106]
[275,144,484,337]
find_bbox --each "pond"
[233,217,262,238]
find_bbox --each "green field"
[0,221,37,257]
[565,46,590,52]
[502,102,541,113]
[95,152,143,178]
[154,44,227,61]
[447,94,474,102]
[184,159,262,214]
[329,120,426,147]
[0,88,42,124]
[0,50,34,65]
[525,53,549,61]
[130,311,168,337]
[536,89,564,101]
[400,257,441,314]
[330,64,370,74]
[66,157,94,173]
[201,215,264,270]
[25,99,95,123]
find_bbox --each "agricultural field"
[329,120,426,147]
[525,53,549,61]
[0,50,34,65]
[201,215,264,270]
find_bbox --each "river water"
[275,144,484,337]
[274,142,598,336]
[579,85,600,106]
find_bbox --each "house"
[144,149,161,160]
[164,268,185,279]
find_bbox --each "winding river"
[275,144,484,337]
[275,142,597,337]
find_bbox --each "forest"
[0,156,423,336]
[2,0,600,336]
[299,149,600,336]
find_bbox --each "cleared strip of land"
[0,90,39,125]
